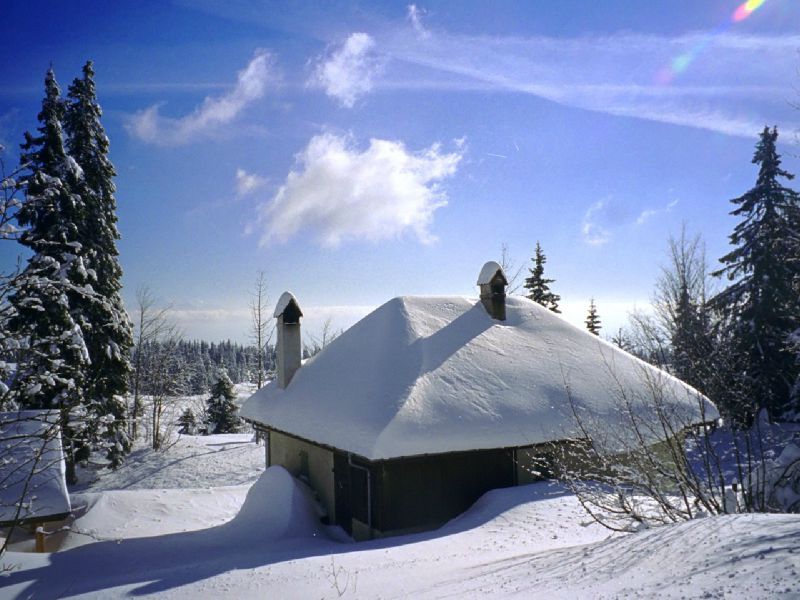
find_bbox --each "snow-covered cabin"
[241,262,715,540]
[0,411,71,527]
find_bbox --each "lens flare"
[733,0,767,22]
[655,0,769,85]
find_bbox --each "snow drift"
[222,466,323,540]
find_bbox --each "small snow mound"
[224,466,322,540]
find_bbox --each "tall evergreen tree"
[585,298,601,335]
[0,152,25,406]
[712,126,800,421]
[8,69,91,483]
[524,242,561,313]
[64,61,133,466]
[206,368,242,434]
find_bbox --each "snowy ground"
[2,433,799,599]
[74,434,263,492]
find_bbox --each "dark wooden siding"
[374,448,515,534]
[333,452,352,533]
[349,463,369,523]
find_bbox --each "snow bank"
[222,466,323,541]
[63,485,250,549]
[242,295,715,459]
[452,513,800,599]
[5,481,797,599]
[65,467,322,548]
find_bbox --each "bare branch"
[249,271,274,388]
[500,243,525,295]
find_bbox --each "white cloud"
[581,201,611,246]
[635,199,678,226]
[380,28,800,137]
[309,33,382,107]
[235,168,268,196]
[126,50,275,145]
[255,132,462,247]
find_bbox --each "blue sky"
[2,0,799,342]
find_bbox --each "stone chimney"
[274,291,303,389]
[477,261,508,321]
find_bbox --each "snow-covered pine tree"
[65,61,133,467]
[206,368,242,434]
[712,126,800,422]
[0,151,25,407]
[8,69,92,483]
[523,242,561,313]
[585,298,601,335]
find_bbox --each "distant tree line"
[133,338,276,396]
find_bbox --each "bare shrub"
[546,362,799,532]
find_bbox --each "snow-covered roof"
[477,261,506,285]
[273,291,301,318]
[0,410,71,524]
[241,296,715,460]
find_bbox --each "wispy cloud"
[407,4,430,39]
[581,200,611,246]
[126,50,275,145]
[235,168,268,196]
[308,33,382,107]
[636,199,678,226]
[253,132,462,247]
[103,82,234,95]
[582,195,680,245]
[378,25,800,137]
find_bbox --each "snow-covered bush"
[547,368,800,531]
[746,442,800,513]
